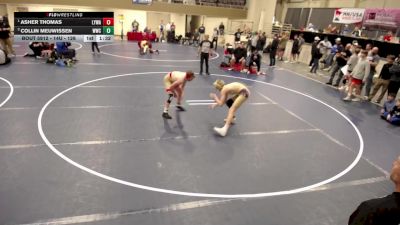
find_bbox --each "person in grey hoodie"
[339,46,361,91]
[343,50,370,102]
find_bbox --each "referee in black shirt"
[198,34,213,75]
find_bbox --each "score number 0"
[102,18,114,35]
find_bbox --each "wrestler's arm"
[210,90,227,108]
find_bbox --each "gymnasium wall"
[146,12,170,36]
[0,0,246,19]
[0,4,7,16]
[170,13,186,36]
[203,17,229,37]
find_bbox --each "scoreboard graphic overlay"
[14,12,114,42]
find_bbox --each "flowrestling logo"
[333,8,365,24]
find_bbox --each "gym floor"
[0,41,398,225]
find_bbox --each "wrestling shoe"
[214,126,227,137]
[162,112,172,119]
[176,105,186,111]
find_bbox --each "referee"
[198,34,213,75]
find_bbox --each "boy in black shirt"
[326,46,351,86]
[269,34,279,66]
[369,55,395,103]
[229,43,246,69]
[234,29,242,43]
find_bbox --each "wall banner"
[333,8,365,24]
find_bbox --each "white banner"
[333,8,365,24]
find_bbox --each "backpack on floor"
[0,49,10,65]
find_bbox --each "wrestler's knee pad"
[167,94,173,104]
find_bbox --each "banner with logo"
[333,8,365,24]
[363,8,400,28]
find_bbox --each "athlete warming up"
[162,71,195,119]
[210,80,250,136]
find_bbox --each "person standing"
[210,80,251,137]
[319,37,332,69]
[0,16,15,57]
[198,24,206,42]
[198,34,213,75]
[388,57,400,98]
[343,50,370,102]
[219,22,225,35]
[159,20,165,42]
[234,29,242,44]
[364,47,380,98]
[269,34,279,67]
[310,36,321,74]
[368,55,395,103]
[297,33,305,62]
[277,32,288,61]
[91,42,100,54]
[326,44,351,86]
[250,32,259,52]
[289,34,299,63]
[257,32,266,52]
[212,28,219,50]
[166,22,172,42]
[131,19,139,32]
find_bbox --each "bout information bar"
[14,12,114,42]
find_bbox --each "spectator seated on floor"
[24,42,53,59]
[348,155,400,224]
[381,93,396,119]
[383,99,400,126]
[0,47,10,65]
[223,43,234,63]
[241,50,264,75]
[228,43,247,71]
[182,32,192,46]
[55,42,76,60]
